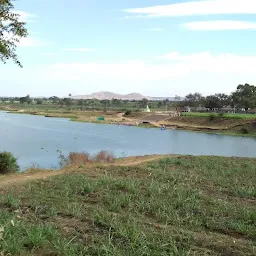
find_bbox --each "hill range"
[71,91,184,101]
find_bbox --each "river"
[0,111,255,170]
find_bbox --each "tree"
[49,96,59,103]
[36,99,43,104]
[0,0,28,67]
[62,98,73,107]
[185,93,204,107]
[204,95,221,110]
[214,93,231,108]
[232,83,256,111]
[101,99,110,112]
[174,95,181,101]
[19,94,31,104]
[78,99,85,106]
[157,101,164,108]
[141,98,148,108]
[111,98,121,107]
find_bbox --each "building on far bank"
[180,106,191,112]
[145,105,151,112]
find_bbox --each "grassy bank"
[163,115,256,137]
[181,112,256,120]
[1,156,256,255]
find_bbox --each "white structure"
[145,105,151,112]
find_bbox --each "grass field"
[181,112,256,120]
[1,156,256,255]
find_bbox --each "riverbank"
[0,155,255,255]
[3,107,256,137]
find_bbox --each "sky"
[1,0,256,97]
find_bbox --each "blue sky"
[1,0,256,97]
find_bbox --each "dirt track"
[0,155,167,190]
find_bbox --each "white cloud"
[13,11,36,22]
[183,20,256,30]
[41,52,58,56]
[146,28,164,32]
[18,37,46,47]
[47,60,187,82]
[2,52,256,96]
[157,51,256,73]
[47,52,256,84]
[123,0,256,17]
[3,52,255,97]
[64,48,96,52]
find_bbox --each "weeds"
[69,152,90,165]
[92,150,115,163]
[59,150,115,167]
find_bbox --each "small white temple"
[145,104,151,112]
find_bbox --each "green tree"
[214,93,231,108]
[101,99,110,112]
[111,98,121,107]
[62,97,73,107]
[185,93,204,107]
[36,99,43,104]
[19,94,31,104]
[204,95,221,110]
[49,96,59,103]
[0,0,28,67]
[141,98,148,108]
[232,83,256,111]
[78,99,85,106]
[157,101,164,108]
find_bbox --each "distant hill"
[72,91,148,100]
[72,91,184,101]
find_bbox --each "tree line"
[181,84,256,111]
[0,84,255,113]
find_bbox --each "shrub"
[208,114,216,121]
[69,152,90,165]
[93,150,115,163]
[240,127,249,134]
[0,152,19,174]
[59,151,116,167]
[218,113,225,118]
[124,110,132,116]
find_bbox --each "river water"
[0,111,255,170]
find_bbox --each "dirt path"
[0,155,168,190]
[0,171,63,191]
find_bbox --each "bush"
[208,114,216,121]
[59,151,116,167]
[0,152,19,174]
[218,113,225,118]
[93,150,115,163]
[124,110,132,116]
[240,127,249,134]
[69,152,90,165]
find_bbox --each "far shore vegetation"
[1,84,256,137]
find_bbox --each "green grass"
[181,112,256,120]
[1,156,256,255]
